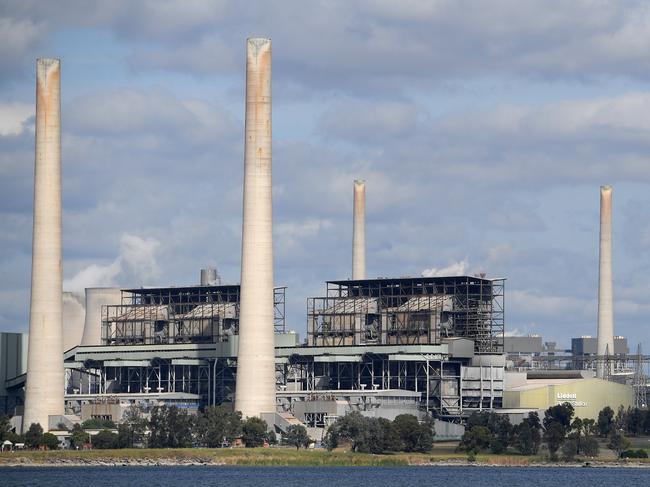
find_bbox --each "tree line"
[322,411,436,453]
[1,406,284,450]
[458,404,650,461]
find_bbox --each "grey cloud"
[4,1,650,89]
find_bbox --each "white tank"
[62,292,85,351]
[23,58,64,432]
[234,38,276,418]
[80,288,122,346]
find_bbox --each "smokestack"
[23,58,64,432]
[352,180,366,280]
[200,267,221,286]
[80,288,122,346]
[62,292,85,351]
[234,38,276,418]
[597,185,614,378]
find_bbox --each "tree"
[625,408,645,437]
[70,424,90,449]
[39,432,60,450]
[24,423,44,449]
[458,426,491,455]
[331,411,367,452]
[377,417,406,452]
[466,412,512,453]
[582,435,599,457]
[0,414,11,442]
[148,406,194,448]
[597,406,614,437]
[55,422,69,431]
[195,406,242,448]
[512,412,541,456]
[607,432,631,459]
[323,424,339,451]
[283,424,310,450]
[543,403,574,461]
[117,406,148,448]
[92,430,119,449]
[242,417,268,448]
[393,414,434,453]
[561,436,578,462]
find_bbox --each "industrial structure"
[4,44,647,439]
[54,274,508,432]
[597,185,614,378]
[235,37,276,419]
[352,180,366,280]
[23,58,65,432]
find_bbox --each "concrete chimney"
[352,180,366,280]
[80,288,122,346]
[597,185,614,378]
[234,38,276,418]
[62,292,85,351]
[23,58,64,432]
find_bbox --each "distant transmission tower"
[603,344,612,382]
[633,343,646,409]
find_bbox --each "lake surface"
[2,466,648,486]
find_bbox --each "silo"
[80,288,122,346]
[23,58,64,432]
[234,38,276,418]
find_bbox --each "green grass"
[1,444,649,467]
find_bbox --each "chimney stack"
[234,38,276,417]
[597,185,614,378]
[23,59,64,432]
[352,180,366,280]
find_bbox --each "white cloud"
[0,103,33,136]
[63,233,161,292]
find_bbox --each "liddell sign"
[556,392,587,407]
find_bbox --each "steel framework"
[101,285,285,345]
[308,277,504,353]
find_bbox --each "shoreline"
[1,450,649,469]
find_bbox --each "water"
[2,466,648,487]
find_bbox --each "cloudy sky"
[1,1,649,351]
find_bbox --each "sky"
[1,0,649,351]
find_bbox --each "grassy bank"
[1,445,648,467]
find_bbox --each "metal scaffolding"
[308,276,504,353]
[101,285,286,345]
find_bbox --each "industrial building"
[6,43,647,438]
[57,274,507,434]
[0,332,27,416]
[503,370,634,421]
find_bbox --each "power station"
[1,42,648,438]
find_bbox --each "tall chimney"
[597,185,614,378]
[352,180,366,280]
[234,38,276,418]
[23,59,64,432]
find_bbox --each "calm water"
[2,466,648,487]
